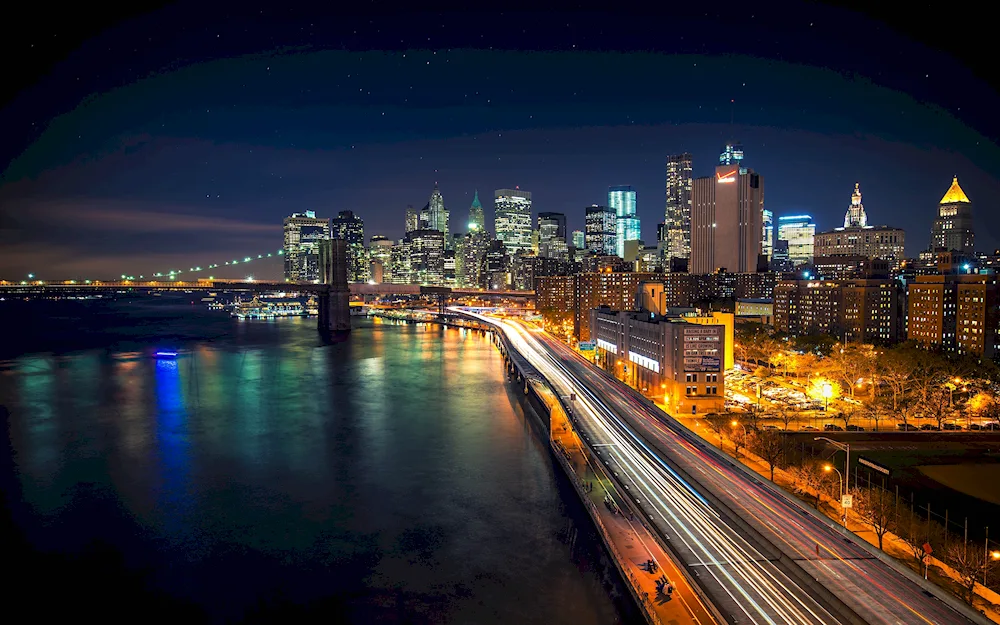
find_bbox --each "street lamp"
[822,382,833,412]
[815,436,851,490]
[731,420,747,457]
[824,464,846,526]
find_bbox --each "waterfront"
[0,297,629,623]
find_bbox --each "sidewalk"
[541,384,717,625]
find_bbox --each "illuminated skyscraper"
[609,185,639,258]
[331,210,368,282]
[761,208,774,260]
[844,182,868,228]
[404,205,419,234]
[572,230,585,250]
[719,142,745,169]
[468,190,485,232]
[665,153,693,259]
[690,164,763,274]
[585,204,617,256]
[777,215,816,267]
[421,184,450,247]
[537,212,568,259]
[931,176,974,254]
[494,188,532,256]
[283,210,330,282]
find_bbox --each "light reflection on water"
[0,313,625,624]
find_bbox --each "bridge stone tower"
[318,239,351,335]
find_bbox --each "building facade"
[776,215,815,267]
[931,176,975,254]
[761,208,774,261]
[774,278,901,343]
[330,210,368,282]
[665,153,694,261]
[420,184,450,247]
[609,185,640,258]
[907,274,997,357]
[408,229,445,285]
[690,164,764,274]
[537,212,569,259]
[591,309,725,415]
[495,188,532,256]
[585,204,617,256]
[283,210,331,282]
[468,190,485,232]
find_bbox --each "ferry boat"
[232,294,309,319]
[153,350,179,359]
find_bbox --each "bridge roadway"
[455,308,988,625]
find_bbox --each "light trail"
[458,309,984,625]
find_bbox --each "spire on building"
[471,189,482,209]
[940,176,971,204]
[844,181,868,228]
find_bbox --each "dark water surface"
[0,296,628,623]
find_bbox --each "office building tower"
[761,209,774,260]
[369,235,393,284]
[908,273,996,357]
[572,230,585,250]
[482,239,510,289]
[420,184,450,247]
[931,176,975,254]
[665,153,693,260]
[457,227,491,288]
[330,210,368,282]
[537,212,567,241]
[408,229,445,285]
[776,215,815,267]
[389,239,412,284]
[283,210,331,282]
[468,190,485,232]
[494,188,533,255]
[585,205,617,256]
[690,163,764,274]
[609,185,639,258]
[719,142,745,169]
[405,205,419,234]
[538,212,569,259]
[844,182,868,228]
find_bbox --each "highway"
[456,309,986,625]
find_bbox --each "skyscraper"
[690,163,764,274]
[931,176,974,254]
[494,188,532,256]
[369,235,393,284]
[331,210,368,282]
[537,212,568,259]
[844,182,868,228]
[422,184,450,246]
[777,215,816,267]
[719,142,745,168]
[408,229,445,285]
[283,210,330,282]
[404,205,419,234]
[571,230,585,250]
[609,185,639,258]
[468,190,485,232]
[761,208,774,260]
[584,205,617,256]
[665,153,693,260]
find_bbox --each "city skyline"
[4,5,1000,279]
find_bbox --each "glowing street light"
[824,464,847,526]
[822,382,833,412]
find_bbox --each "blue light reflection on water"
[153,357,192,535]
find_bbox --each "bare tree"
[775,404,794,431]
[730,424,747,459]
[704,413,731,449]
[865,397,889,432]
[743,402,766,432]
[839,406,858,430]
[750,430,786,481]
[897,505,945,569]
[945,542,998,604]
[851,487,896,550]
[789,459,829,509]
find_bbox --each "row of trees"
[702,414,999,602]
[735,325,1000,425]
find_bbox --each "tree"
[839,406,859,430]
[789,460,830,509]
[877,348,918,410]
[944,543,998,604]
[742,402,766,432]
[825,344,875,399]
[897,505,945,570]
[865,397,890,432]
[730,423,747,459]
[704,413,731,449]
[851,487,896,550]
[775,404,795,431]
[751,430,786,481]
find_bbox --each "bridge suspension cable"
[116,249,285,281]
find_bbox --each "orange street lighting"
[731,420,739,427]
[992,551,1000,560]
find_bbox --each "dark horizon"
[2,2,1000,280]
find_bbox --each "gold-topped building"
[931,176,974,254]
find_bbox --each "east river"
[0,296,632,623]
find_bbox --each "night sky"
[2,1,1000,281]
